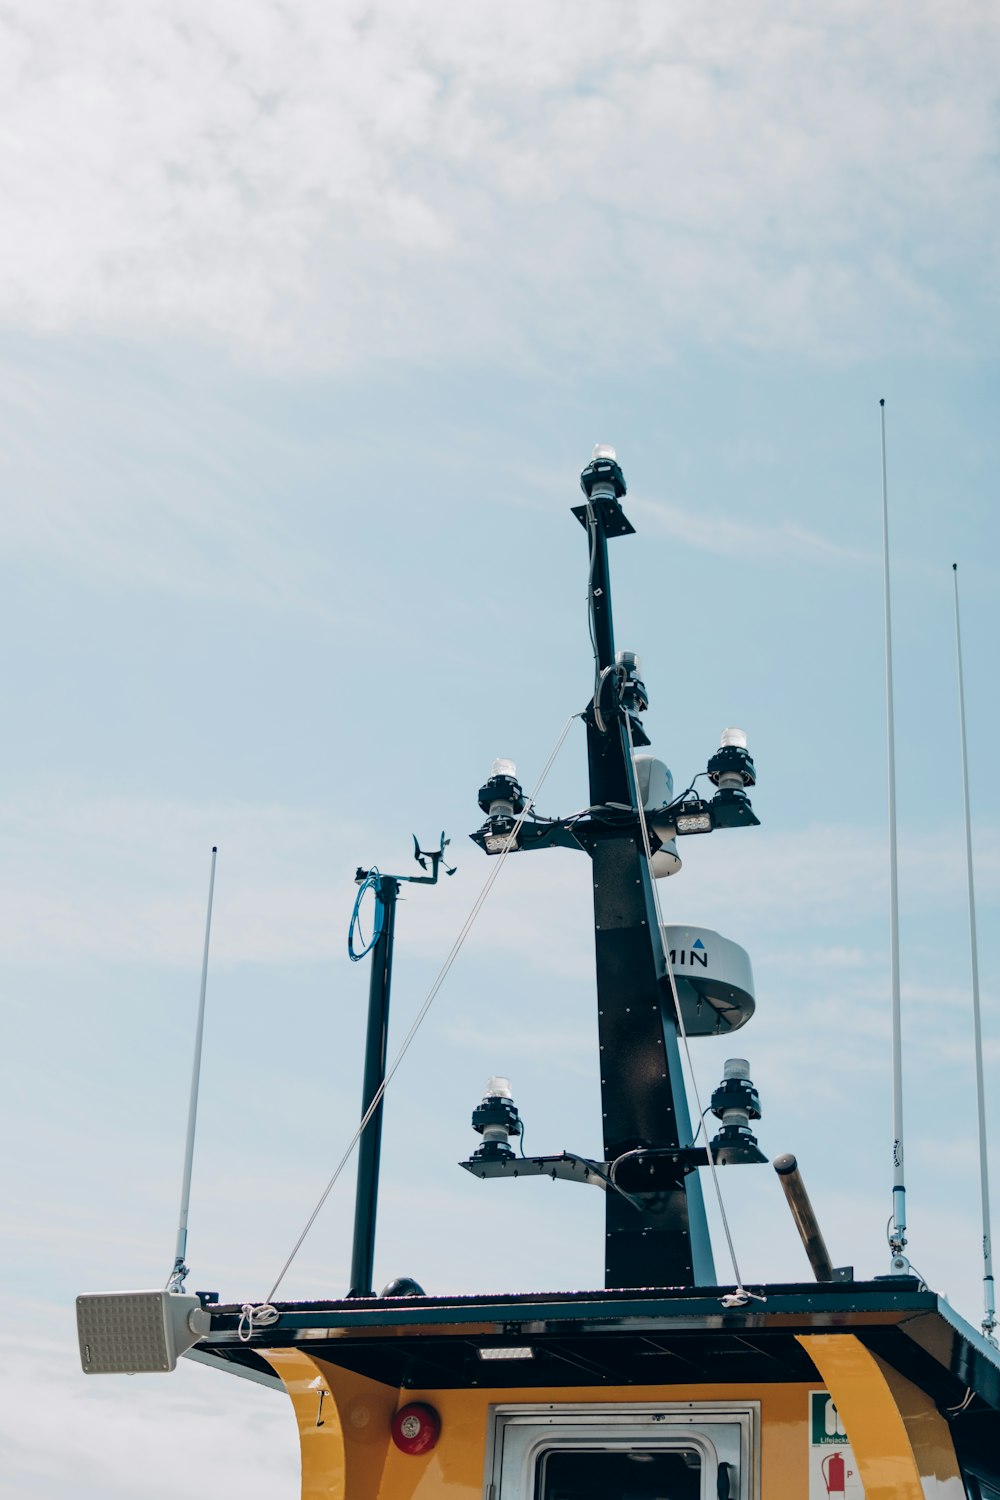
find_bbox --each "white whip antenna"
[880,400,909,1275]
[952,564,996,1340]
[167,845,218,1292]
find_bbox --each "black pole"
[578,456,715,1289]
[348,877,398,1296]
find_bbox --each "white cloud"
[0,792,364,966]
[0,349,341,608]
[0,789,596,972]
[660,820,1000,940]
[0,1313,298,1500]
[0,1,997,366]
[1,789,995,971]
[630,496,871,565]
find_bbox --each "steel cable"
[260,713,581,1306]
[624,715,763,1307]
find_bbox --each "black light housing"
[707,743,756,789]
[478,762,525,818]
[710,787,760,829]
[615,649,649,716]
[579,445,627,500]
[469,1077,522,1164]
[708,1058,767,1166]
[474,758,526,855]
[707,728,759,831]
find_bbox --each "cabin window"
[487,1402,756,1500]
[537,1446,702,1500]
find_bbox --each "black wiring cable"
[559,1152,643,1210]
[585,504,600,690]
[607,1117,712,1190]
[524,776,710,839]
[348,869,384,961]
[663,771,711,811]
[686,1105,713,1149]
[592,663,620,735]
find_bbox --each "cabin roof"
[195,1278,1000,1416]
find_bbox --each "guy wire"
[624,716,758,1301]
[263,712,580,1305]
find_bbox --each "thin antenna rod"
[168,845,218,1291]
[880,400,908,1272]
[952,564,996,1339]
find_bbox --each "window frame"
[484,1400,760,1500]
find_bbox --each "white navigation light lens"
[723,1058,750,1080]
[484,830,518,854]
[676,812,713,834]
[491,758,517,778]
[486,1075,512,1099]
[720,727,747,749]
[591,443,617,462]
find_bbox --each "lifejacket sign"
[809,1391,865,1498]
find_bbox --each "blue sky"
[3,2,1000,1495]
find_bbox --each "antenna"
[880,401,909,1275]
[167,845,218,1293]
[952,564,996,1340]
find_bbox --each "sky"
[2,1,999,1495]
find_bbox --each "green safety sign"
[810,1391,849,1446]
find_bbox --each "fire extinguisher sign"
[808,1392,865,1498]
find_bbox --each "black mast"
[469,449,762,1288]
[573,450,715,1288]
[348,837,454,1297]
[348,875,399,1297]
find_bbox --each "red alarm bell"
[391,1402,441,1455]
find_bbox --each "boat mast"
[468,448,763,1287]
[577,449,715,1287]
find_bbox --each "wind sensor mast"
[348,834,455,1297]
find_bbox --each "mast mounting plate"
[571,499,635,536]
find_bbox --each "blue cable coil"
[349,868,384,961]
